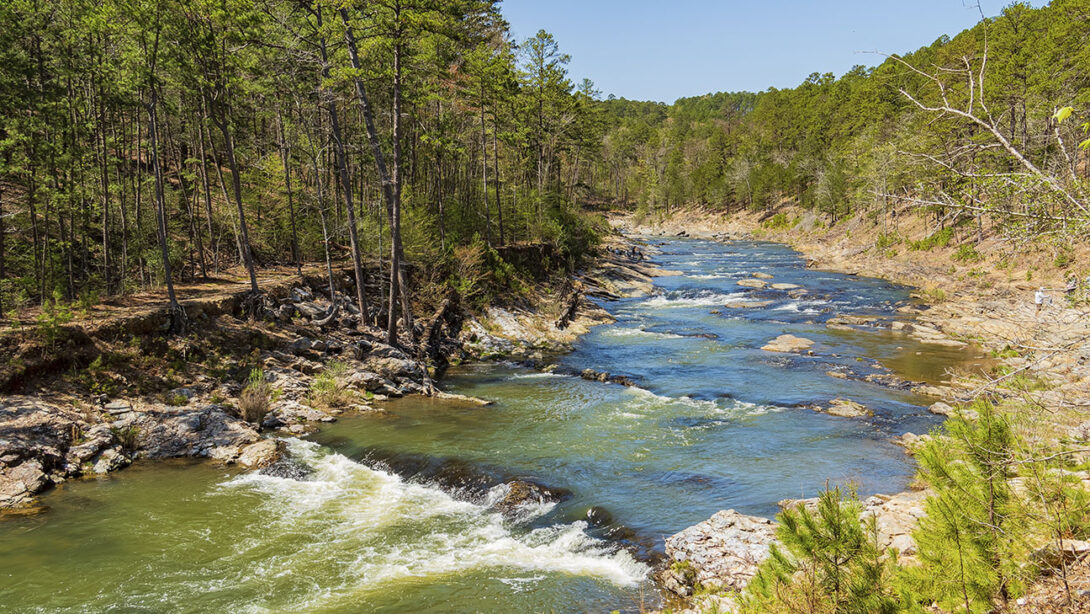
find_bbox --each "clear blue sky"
[500,0,1041,103]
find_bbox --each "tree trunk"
[277,109,301,275]
[210,104,259,294]
[338,6,413,344]
[197,103,219,273]
[316,7,368,325]
[493,116,503,246]
[147,89,184,332]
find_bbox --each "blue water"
[316,238,981,539]
[0,238,984,614]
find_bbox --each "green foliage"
[309,361,355,410]
[905,401,1027,612]
[238,368,277,424]
[952,244,983,263]
[110,425,140,453]
[876,232,901,251]
[761,213,798,231]
[909,228,954,251]
[1053,245,1074,269]
[742,485,902,614]
[36,290,74,349]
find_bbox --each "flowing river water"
[0,238,988,613]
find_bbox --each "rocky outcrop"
[237,439,285,469]
[660,510,777,597]
[661,490,930,603]
[760,334,815,353]
[0,397,84,508]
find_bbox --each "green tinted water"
[0,238,986,613]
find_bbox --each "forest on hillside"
[592,1,1090,242]
[1,0,1089,332]
[0,0,605,338]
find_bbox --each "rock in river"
[821,398,873,418]
[761,334,815,353]
[736,279,768,289]
[495,479,571,513]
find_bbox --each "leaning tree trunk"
[315,7,368,325]
[339,7,413,344]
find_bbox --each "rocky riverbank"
[618,207,1090,612]
[0,235,668,513]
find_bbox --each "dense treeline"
[591,1,1090,240]
[0,0,604,336]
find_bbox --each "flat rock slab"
[770,283,800,290]
[737,279,768,289]
[821,398,873,418]
[724,300,774,309]
[761,334,814,353]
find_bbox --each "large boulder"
[136,404,260,462]
[0,397,84,507]
[237,439,284,469]
[0,459,49,508]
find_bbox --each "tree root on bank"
[240,291,273,320]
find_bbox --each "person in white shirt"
[1035,287,1047,315]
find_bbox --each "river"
[0,238,985,613]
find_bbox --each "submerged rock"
[258,455,314,480]
[495,479,572,513]
[585,505,614,527]
[724,299,774,309]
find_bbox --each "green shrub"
[952,244,983,263]
[1053,246,1074,269]
[36,289,74,349]
[761,213,798,231]
[238,368,277,424]
[876,232,901,250]
[909,227,954,251]
[309,361,355,409]
[110,425,140,453]
[905,401,1028,612]
[741,485,901,614]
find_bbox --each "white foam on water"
[509,371,571,380]
[621,386,782,419]
[601,327,684,340]
[640,291,746,308]
[218,439,648,611]
[773,301,822,314]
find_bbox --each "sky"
[500,0,1042,103]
